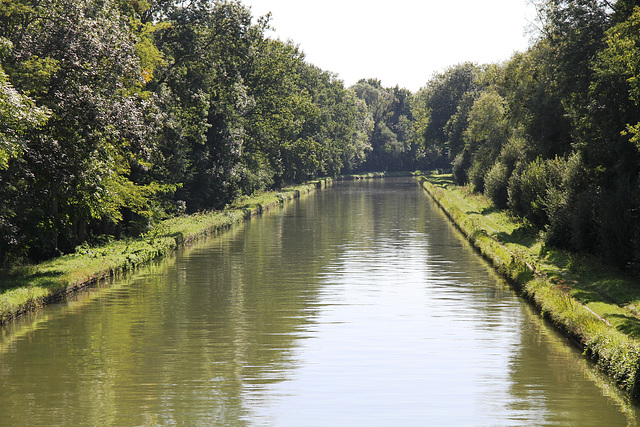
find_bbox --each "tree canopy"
[408,0,640,271]
[0,0,418,264]
[3,0,640,274]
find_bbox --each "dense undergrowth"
[419,173,640,398]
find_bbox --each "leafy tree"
[0,39,49,169]
[499,43,573,159]
[351,79,414,171]
[462,90,509,192]
[597,5,640,149]
[150,0,265,211]
[411,63,479,165]
[341,90,373,172]
[0,0,160,260]
[243,38,317,187]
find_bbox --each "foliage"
[597,6,640,149]
[0,0,163,262]
[0,0,408,265]
[410,63,480,167]
[411,0,640,272]
[351,79,417,171]
[463,90,509,192]
[0,39,50,169]
[3,0,640,276]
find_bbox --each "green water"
[1,178,638,426]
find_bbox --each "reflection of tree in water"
[148,199,332,424]
[418,179,640,425]
[1,178,639,425]
[506,301,639,425]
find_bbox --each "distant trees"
[351,79,418,171]
[410,62,479,168]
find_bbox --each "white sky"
[241,0,537,92]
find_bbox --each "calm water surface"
[1,178,639,426]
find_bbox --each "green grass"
[0,179,328,324]
[418,172,640,397]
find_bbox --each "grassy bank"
[0,179,330,325]
[418,173,640,398]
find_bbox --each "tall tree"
[410,63,480,166]
[352,79,414,171]
[0,0,160,260]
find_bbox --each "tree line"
[0,0,418,264]
[412,0,640,272]
[2,0,640,273]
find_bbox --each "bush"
[485,137,529,209]
[510,157,548,225]
[452,151,471,185]
[543,185,571,246]
[484,161,509,208]
[507,156,565,228]
[467,160,487,192]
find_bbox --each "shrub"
[484,161,509,208]
[467,159,487,192]
[452,151,471,185]
[511,157,548,225]
[485,136,529,209]
[507,156,565,228]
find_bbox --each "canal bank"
[418,173,640,398]
[0,179,332,325]
[5,176,637,424]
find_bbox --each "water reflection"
[0,178,638,426]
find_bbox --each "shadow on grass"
[569,287,640,340]
[541,249,572,271]
[495,224,538,249]
[609,314,640,339]
[0,269,65,292]
[572,288,605,305]
[481,206,499,215]
[424,174,454,187]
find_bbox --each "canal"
[1,177,638,425]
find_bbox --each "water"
[1,178,638,426]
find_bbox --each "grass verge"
[0,179,330,325]
[418,172,640,398]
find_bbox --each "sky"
[240,0,538,92]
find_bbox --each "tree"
[0,0,161,260]
[596,5,640,149]
[150,0,266,210]
[499,44,573,159]
[0,39,49,169]
[411,63,479,165]
[243,38,318,187]
[462,90,509,192]
[344,91,374,172]
[351,79,414,171]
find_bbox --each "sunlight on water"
[1,178,638,426]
